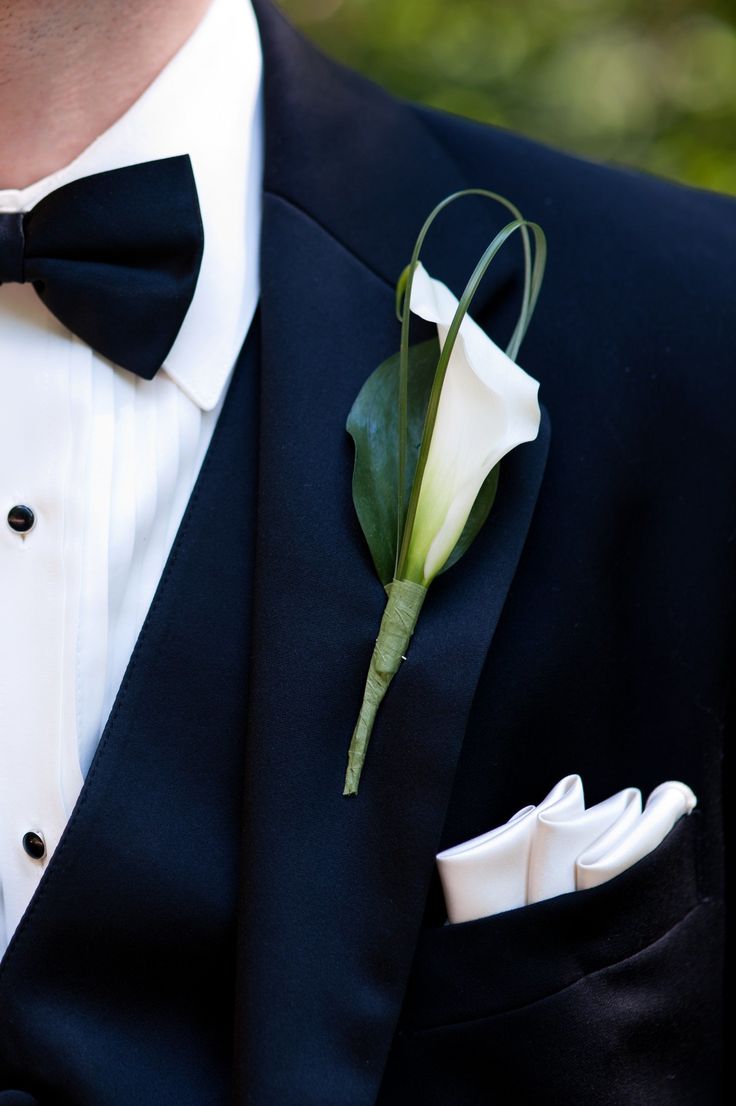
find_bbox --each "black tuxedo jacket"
[0,2,731,1103]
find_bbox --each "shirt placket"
[0,284,84,956]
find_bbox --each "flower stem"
[343,578,427,795]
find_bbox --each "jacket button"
[7,505,35,534]
[22,831,46,860]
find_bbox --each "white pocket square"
[436,776,697,924]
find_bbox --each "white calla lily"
[404,262,541,584]
[343,190,548,795]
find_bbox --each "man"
[0,0,731,1102]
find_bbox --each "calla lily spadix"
[343,189,547,796]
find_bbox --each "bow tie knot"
[0,213,25,284]
[0,156,204,380]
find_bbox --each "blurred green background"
[280,0,736,196]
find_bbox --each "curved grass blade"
[397,217,546,581]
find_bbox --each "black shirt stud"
[22,831,46,860]
[7,505,35,534]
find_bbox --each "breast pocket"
[379,813,722,1106]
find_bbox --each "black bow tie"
[0,155,204,380]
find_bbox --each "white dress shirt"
[0,0,263,958]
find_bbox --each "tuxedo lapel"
[235,6,551,1104]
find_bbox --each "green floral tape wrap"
[343,578,427,795]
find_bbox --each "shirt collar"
[0,0,263,411]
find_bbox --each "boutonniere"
[343,189,547,795]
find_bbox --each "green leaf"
[439,462,500,575]
[347,338,440,586]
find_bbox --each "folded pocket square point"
[436,775,697,923]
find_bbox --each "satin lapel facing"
[236,5,551,1103]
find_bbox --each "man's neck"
[0,0,213,189]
